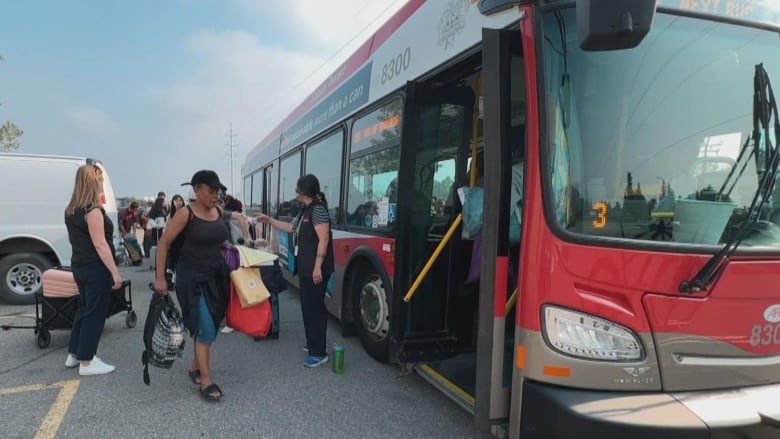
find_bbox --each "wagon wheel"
[37,330,51,349]
[126,310,137,328]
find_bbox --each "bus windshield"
[541,9,780,247]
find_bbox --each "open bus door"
[391,29,525,428]
[476,27,522,431]
[390,80,475,368]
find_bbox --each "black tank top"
[65,206,116,267]
[178,206,228,265]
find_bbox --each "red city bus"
[242,0,780,436]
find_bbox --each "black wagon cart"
[1,267,136,348]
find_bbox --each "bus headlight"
[542,306,643,361]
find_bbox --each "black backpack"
[142,293,186,385]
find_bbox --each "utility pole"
[225,122,239,194]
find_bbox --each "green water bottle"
[332,345,345,374]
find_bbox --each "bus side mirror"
[576,0,656,51]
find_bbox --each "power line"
[267,0,406,112]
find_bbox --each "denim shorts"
[197,294,217,343]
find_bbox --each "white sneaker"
[220,326,234,334]
[78,357,116,376]
[65,354,79,368]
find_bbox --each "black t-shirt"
[65,206,116,268]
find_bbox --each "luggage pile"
[223,245,287,339]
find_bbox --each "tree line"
[0,53,23,152]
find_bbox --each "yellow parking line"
[0,382,57,396]
[0,380,80,439]
[35,380,80,439]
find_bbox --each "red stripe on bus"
[494,256,509,318]
[248,0,426,160]
[517,4,537,330]
[368,0,426,57]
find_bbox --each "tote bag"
[229,267,270,308]
[226,283,272,337]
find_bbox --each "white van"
[0,153,122,304]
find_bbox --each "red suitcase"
[42,267,79,298]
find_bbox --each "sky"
[0,0,407,200]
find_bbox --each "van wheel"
[353,267,391,363]
[0,253,53,305]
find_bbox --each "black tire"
[37,330,51,349]
[353,267,391,362]
[0,253,54,305]
[126,310,137,328]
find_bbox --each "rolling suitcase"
[256,262,286,340]
[124,236,143,266]
[42,267,78,298]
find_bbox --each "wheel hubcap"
[359,275,389,340]
[6,263,43,296]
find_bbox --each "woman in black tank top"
[153,170,229,402]
[64,164,124,376]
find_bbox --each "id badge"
[294,245,299,256]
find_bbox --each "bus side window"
[347,146,400,229]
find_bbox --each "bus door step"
[395,337,458,363]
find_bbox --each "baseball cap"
[182,170,227,192]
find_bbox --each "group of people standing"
[118,192,187,258]
[64,166,335,403]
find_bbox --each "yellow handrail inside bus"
[404,74,481,304]
[403,214,463,302]
[505,288,517,314]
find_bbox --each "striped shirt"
[310,204,330,226]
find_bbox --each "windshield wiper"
[680,63,780,294]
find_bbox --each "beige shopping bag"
[229,267,271,308]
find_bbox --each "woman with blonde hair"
[63,164,123,376]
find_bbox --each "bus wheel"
[354,270,390,362]
[0,253,53,305]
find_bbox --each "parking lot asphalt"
[0,264,492,439]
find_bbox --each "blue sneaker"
[303,355,328,368]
